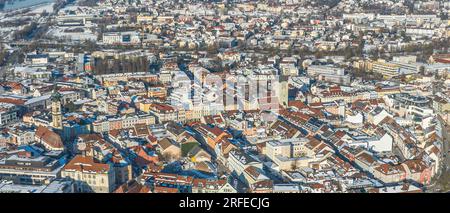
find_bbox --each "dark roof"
[158,138,178,150]
[51,91,63,102]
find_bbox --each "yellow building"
[137,15,153,24]
[139,101,152,113]
[372,61,401,79]
[375,86,401,97]
[354,60,373,71]
[433,96,450,115]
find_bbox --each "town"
[0,0,448,193]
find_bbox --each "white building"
[307,65,351,85]
[102,31,140,45]
[0,104,19,127]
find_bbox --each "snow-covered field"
[29,3,55,14]
[47,26,98,42]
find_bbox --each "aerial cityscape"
[0,0,448,194]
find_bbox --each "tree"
[13,22,37,40]
[343,46,354,60]
[291,158,300,171]
[419,66,425,75]
[314,50,324,59]
[83,40,98,52]
[161,152,176,163]
[41,10,49,17]
[0,50,8,66]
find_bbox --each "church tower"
[51,87,63,130]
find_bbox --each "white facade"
[102,31,140,44]
[368,133,393,153]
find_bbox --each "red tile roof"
[63,155,110,174]
[0,98,25,105]
[35,126,63,150]
[153,186,178,193]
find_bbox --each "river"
[0,0,55,11]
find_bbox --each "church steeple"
[51,84,63,130]
[51,84,62,101]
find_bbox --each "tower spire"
[51,84,63,130]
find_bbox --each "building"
[102,32,140,45]
[144,172,193,193]
[265,138,334,171]
[35,126,64,151]
[158,138,181,161]
[51,90,63,130]
[0,179,73,193]
[113,179,151,193]
[191,178,237,193]
[149,103,184,122]
[273,184,301,193]
[372,60,419,78]
[0,104,19,127]
[307,65,351,85]
[373,159,434,184]
[61,155,115,193]
[227,149,268,186]
[433,96,450,115]
[26,54,49,65]
[372,61,401,78]
[0,151,64,185]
